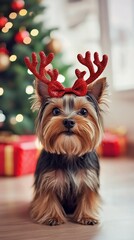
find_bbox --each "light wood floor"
[0,157,134,240]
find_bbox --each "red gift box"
[0,135,41,176]
[97,129,127,157]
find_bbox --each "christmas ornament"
[0,16,8,29]
[11,0,25,12]
[15,29,29,43]
[47,38,62,54]
[0,46,9,54]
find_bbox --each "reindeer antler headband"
[24,51,108,98]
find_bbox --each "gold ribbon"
[0,134,19,143]
[4,145,14,176]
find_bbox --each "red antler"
[24,51,59,84]
[75,51,108,85]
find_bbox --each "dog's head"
[25,51,108,156]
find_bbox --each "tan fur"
[31,191,66,225]
[72,169,99,191]
[37,169,99,197]
[36,96,104,156]
[73,187,100,224]
[37,170,70,199]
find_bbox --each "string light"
[0,111,6,122]
[19,9,27,16]
[30,29,39,36]
[16,114,24,122]
[9,12,17,19]
[5,22,13,29]
[1,27,9,33]
[2,22,13,33]
[10,55,17,62]
[0,88,4,96]
[10,117,16,125]
[27,69,32,75]
[25,85,34,94]
[57,74,65,83]
[23,36,31,44]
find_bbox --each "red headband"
[24,51,108,98]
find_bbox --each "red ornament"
[0,16,8,29]
[11,0,25,12]
[15,30,29,43]
[0,46,9,54]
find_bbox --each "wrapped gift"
[0,134,41,176]
[97,128,127,157]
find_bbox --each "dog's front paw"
[45,217,65,226]
[75,217,99,225]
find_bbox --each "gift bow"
[48,79,88,98]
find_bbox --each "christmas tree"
[0,0,72,135]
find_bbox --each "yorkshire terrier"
[25,51,108,226]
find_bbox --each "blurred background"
[0,0,134,169]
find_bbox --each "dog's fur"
[30,77,108,226]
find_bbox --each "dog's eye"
[78,108,88,116]
[52,107,61,116]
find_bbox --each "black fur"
[86,93,99,114]
[35,151,100,184]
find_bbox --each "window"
[108,0,134,91]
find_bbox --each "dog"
[25,51,108,226]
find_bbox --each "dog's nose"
[63,118,75,129]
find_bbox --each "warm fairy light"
[0,88,4,96]
[23,37,31,44]
[2,27,9,33]
[27,69,32,75]
[9,12,17,19]
[57,74,65,83]
[5,22,13,29]
[19,9,27,16]
[16,114,24,122]
[10,117,16,125]
[30,29,39,36]
[25,85,34,94]
[0,111,6,122]
[10,55,17,62]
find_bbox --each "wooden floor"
[0,157,134,240]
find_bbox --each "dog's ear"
[87,77,108,103]
[35,78,49,100]
[31,79,49,111]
